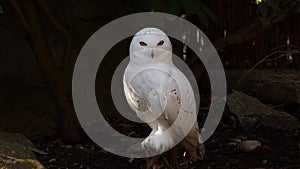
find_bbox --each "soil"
[35,123,300,169]
[32,70,300,169]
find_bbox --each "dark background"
[0,0,299,168]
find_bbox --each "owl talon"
[141,137,151,150]
[142,131,175,154]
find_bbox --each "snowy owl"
[123,27,205,161]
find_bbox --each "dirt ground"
[35,122,300,169]
[27,71,300,168]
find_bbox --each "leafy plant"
[0,5,3,14]
[28,147,49,155]
[179,0,218,27]
[253,0,300,18]
[123,0,218,27]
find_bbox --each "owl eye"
[139,41,147,46]
[157,40,164,46]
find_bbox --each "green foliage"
[181,0,218,27]
[123,0,218,27]
[258,1,268,17]
[149,0,181,16]
[0,5,3,14]
[168,0,181,16]
[28,147,49,155]
[155,0,218,27]
[253,0,300,18]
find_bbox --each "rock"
[227,90,300,144]
[228,142,238,146]
[228,138,242,146]
[128,158,134,163]
[237,140,261,152]
[48,158,56,163]
[231,70,300,105]
[262,159,268,164]
[227,70,300,120]
[0,130,45,169]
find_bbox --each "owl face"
[129,28,173,65]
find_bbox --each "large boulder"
[227,90,300,145]
[0,130,45,169]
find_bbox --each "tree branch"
[36,0,73,80]
[9,0,34,36]
[213,13,294,51]
[25,0,58,81]
[35,0,68,35]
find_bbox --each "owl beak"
[151,50,154,58]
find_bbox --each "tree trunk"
[27,0,81,143]
[10,0,81,142]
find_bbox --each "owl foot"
[142,131,175,154]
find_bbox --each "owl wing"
[165,66,205,161]
[123,65,175,123]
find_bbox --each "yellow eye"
[157,40,164,46]
[139,41,147,46]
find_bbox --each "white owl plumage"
[123,27,205,161]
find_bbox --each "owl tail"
[181,126,205,161]
[181,138,205,161]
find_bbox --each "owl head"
[129,28,173,65]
